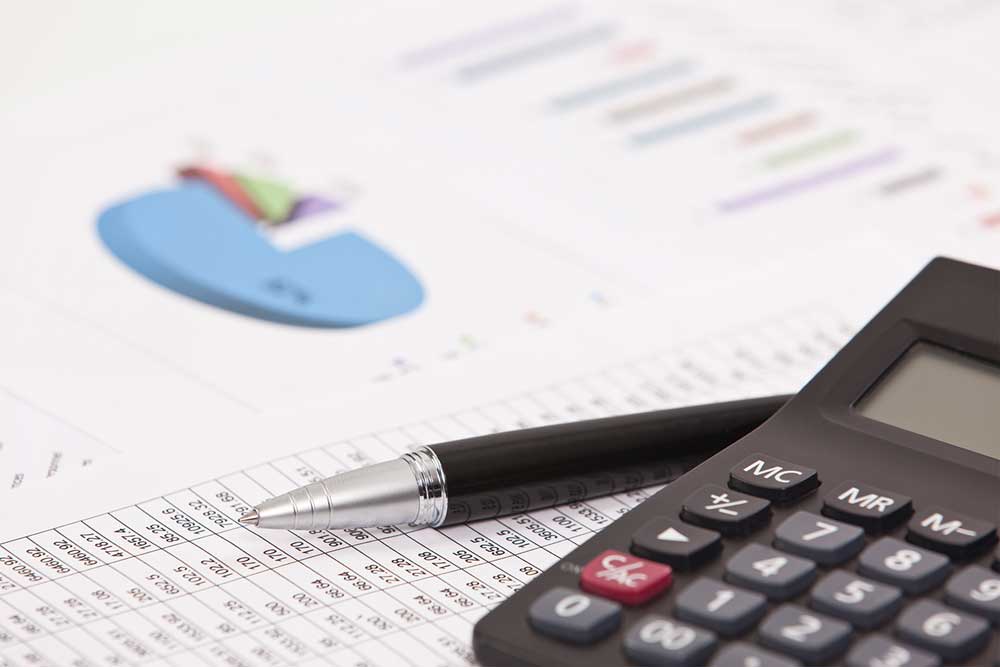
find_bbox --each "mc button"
[729,453,819,502]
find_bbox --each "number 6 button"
[896,599,990,662]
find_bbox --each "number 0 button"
[528,587,621,644]
[724,543,817,600]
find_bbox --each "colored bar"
[981,212,1000,228]
[399,5,577,67]
[879,167,942,196]
[718,148,900,213]
[457,23,616,82]
[762,130,859,170]
[288,196,339,221]
[550,61,694,110]
[739,111,816,145]
[178,165,263,220]
[631,95,775,147]
[608,77,734,123]
[234,174,298,224]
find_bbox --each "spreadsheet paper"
[0,306,852,667]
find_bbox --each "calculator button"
[528,587,621,644]
[630,517,722,569]
[729,453,819,502]
[895,599,990,662]
[724,543,817,600]
[579,549,672,605]
[758,604,852,665]
[857,537,950,594]
[773,511,864,565]
[809,570,903,629]
[822,480,912,533]
[674,577,767,636]
[709,642,801,667]
[845,635,940,667]
[943,564,1000,622]
[623,614,717,667]
[906,505,998,559]
[681,484,771,536]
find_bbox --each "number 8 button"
[857,537,950,594]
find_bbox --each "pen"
[240,394,791,531]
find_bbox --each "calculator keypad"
[516,456,998,665]
[857,537,951,594]
[681,484,771,535]
[773,511,865,565]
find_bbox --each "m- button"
[907,506,998,559]
[822,480,912,533]
[729,453,818,501]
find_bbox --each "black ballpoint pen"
[239,394,791,531]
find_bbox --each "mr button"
[822,480,913,533]
[729,453,818,501]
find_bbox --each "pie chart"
[97,166,424,328]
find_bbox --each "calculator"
[473,257,1000,666]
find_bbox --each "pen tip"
[239,509,259,526]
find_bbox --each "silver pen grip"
[249,447,447,530]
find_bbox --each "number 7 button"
[774,511,865,565]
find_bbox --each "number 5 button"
[774,511,864,566]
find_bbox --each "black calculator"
[473,257,1000,666]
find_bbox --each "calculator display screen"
[856,342,1000,459]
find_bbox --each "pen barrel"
[430,394,790,526]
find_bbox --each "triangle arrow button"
[657,527,690,542]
